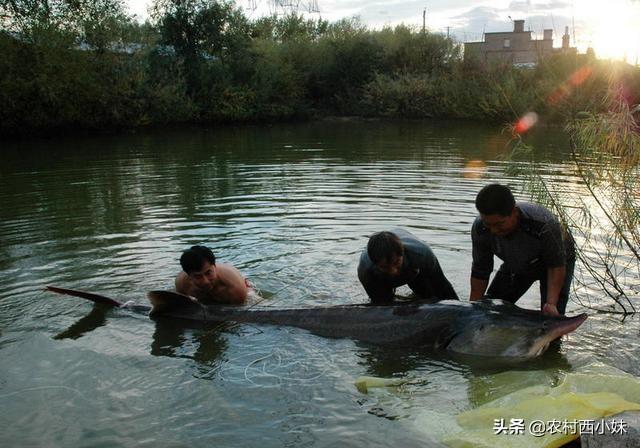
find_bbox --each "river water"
[1,120,638,447]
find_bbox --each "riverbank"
[3,8,638,139]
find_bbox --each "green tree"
[375,25,457,76]
[0,0,128,48]
[310,18,382,114]
[151,0,251,93]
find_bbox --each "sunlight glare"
[583,0,640,63]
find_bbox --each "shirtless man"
[175,245,248,305]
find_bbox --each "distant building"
[464,20,576,66]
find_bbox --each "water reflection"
[53,304,111,340]
[51,300,232,369]
[356,346,428,378]
[463,342,573,407]
[150,317,229,368]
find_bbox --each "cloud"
[508,1,532,12]
[442,1,583,42]
[450,6,505,32]
[317,0,487,28]
[508,1,572,12]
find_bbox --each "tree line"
[1,0,639,136]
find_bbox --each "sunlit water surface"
[1,120,638,447]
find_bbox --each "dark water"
[1,120,638,447]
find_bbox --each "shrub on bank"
[1,3,638,137]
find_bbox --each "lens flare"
[569,66,593,87]
[547,66,594,106]
[514,112,539,135]
[463,160,487,179]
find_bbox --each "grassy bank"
[1,1,639,137]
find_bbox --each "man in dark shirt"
[358,228,459,304]
[469,184,575,316]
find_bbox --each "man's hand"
[542,302,560,316]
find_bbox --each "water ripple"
[1,121,638,448]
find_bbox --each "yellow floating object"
[354,376,406,393]
[443,363,640,448]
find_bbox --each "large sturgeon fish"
[45,286,587,360]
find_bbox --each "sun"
[580,0,640,63]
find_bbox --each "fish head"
[446,300,587,360]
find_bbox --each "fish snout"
[524,313,588,358]
[548,313,588,339]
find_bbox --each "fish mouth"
[528,313,588,357]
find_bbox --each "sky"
[126,0,640,64]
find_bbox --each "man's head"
[367,231,404,276]
[180,245,217,290]
[475,184,519,236]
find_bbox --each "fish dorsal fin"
[147,290,203,316]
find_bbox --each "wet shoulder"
[391,227,431,256]
[357,248,374,274]
[471,216,490,236]
[217,262,242,277]
[517,202,557,238]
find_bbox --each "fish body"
[46,286,587,360]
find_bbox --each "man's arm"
[361,276,395,304]
[542,265,565,316]
[357,267,394,304]
[540,221,569,315]
[470,218,493,301]
[216,265,249,305]
[357,252,395,303]
[424,256,459,300]
[470,277,489,301]
[175,272,191,295]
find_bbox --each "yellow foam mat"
[354,375,406,393]
[443,363,640,448]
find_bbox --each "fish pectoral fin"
[147,290,201,316]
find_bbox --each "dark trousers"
[485,258,575,314]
